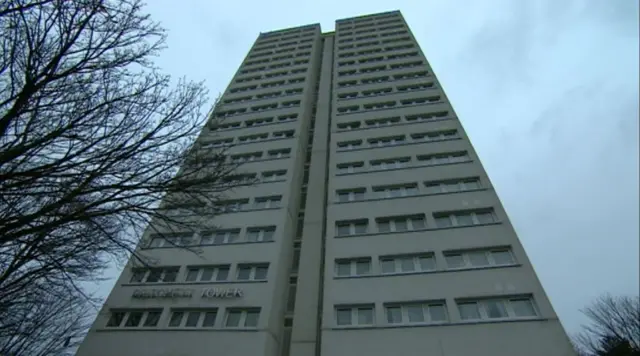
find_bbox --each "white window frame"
[224,309,261,328]
[335,305,375,327]
[368,136,405,147]
[132,267,179,283]
[107,309,162,328]
[385,302,448,325]
[434,210,497,228]
[376,215,426,233]
[236,264,269,281]
[185,265,230,282]
[267,149,291,159]
[336,189,366,202]
[412,130,458,142]
[370,158,410,170]
[337,121,361,130]
[168,309,218,328]
[335,220,368,236]
[457,297,538,321]
[336,162,364,174]
[424,178,481,194]
[372,184,418,199]
[337,140,363,150]
[365,117,401,127]
[379,254,436,274]
[254,196,282,209]
[335,258,372,277]
[246,227,276,242]
[444,248,515,269]
[201,229,240,245]
[262,170,286,181]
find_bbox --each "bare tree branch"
[0,1,250,353]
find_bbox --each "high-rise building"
[76,10,575,356]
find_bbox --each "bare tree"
[573,294,640,356]
[0,0,246,353]
[0,286,92,356]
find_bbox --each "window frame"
[457,296,538,321]
[385,301,448,325]
[335,305,375,327]
[335,258,372,277]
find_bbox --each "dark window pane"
[245,311,260,327]
[163,268,178,282]
[185,311,200,327]
[130,269,146,283]
[143,311,161,327]
[106,312,125,327]
[146,269,162,283]
[169,311,184,327]
[186,268,199,282]
[216,267,229,281]
[202,311,217,327]
[124,312,143,327]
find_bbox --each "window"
[281,100,301,108]
[335,219,368,236]
[203,138,233,148]
[336,161,364,174]
[230,152,262,163]
[199,229,240,245]
[411,130,458,142]
[380,253,435,274]
[338,92,358,99]
[370,157,410,170]
[386,302,447,324]
[418,151,469,165]
[185,265,230,282]
[245,117,274,127]
[444,248,515,269]
[368,135,405,147]
[130,267,179,283]
[362,88,392,96]
[225,309,261,328]
[337,105,359,114]
[424,177,481,194]
[278,113,298,122]
[262,170,287,181]
[336,188,366,203]
[246,226,276,242]
[363,101,396,110]
[372,184,418,199]
[215,199,249,213]
[337,140,363,150]
[237,264,269,281]
[337,121,361,130]
[254,195,281,209]
[376,215,426,233]
[106,310,161,328]
[335,305,375,326]
[405,111,448,123]
[272,130,294,139]
[365,116,401,127]
[267,148,291,159]
[148,232,194,248]
[457,297,537,321]
[168,309,218,328]
[238,133,268,143]
[433,209,497,228]
[335,258,372,277]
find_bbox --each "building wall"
[76,10,575,356]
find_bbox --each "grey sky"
[91,0,639,337]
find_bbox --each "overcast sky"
[91,0,639,337]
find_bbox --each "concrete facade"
[76,11,576,356]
